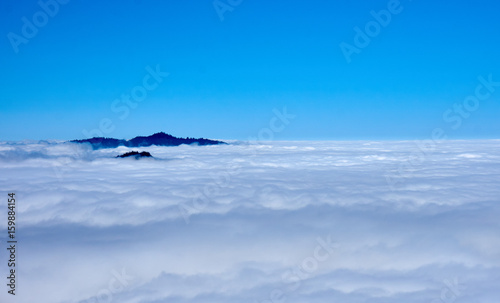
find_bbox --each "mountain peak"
[71,132,226,149]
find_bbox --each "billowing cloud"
[0,140,499,303]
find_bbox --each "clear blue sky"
[1,0,499,140]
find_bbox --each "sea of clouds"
[0,140,499,303]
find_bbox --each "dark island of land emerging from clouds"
[116,151,153,159]
[71,132,227,150]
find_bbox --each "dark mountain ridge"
[116,151,152,159]
[71,132,226,150]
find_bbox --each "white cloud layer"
[0,140,499,303]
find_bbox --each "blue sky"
[1,0,499,140]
